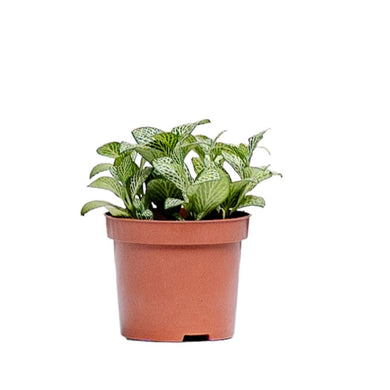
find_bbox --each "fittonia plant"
[81,119,281,220]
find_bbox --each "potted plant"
[81,119,281,341]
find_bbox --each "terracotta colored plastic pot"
[105,212,250,342]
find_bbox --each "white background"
[1,0,389,389]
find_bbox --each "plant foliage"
[81,119,281,220]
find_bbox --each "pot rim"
[105,212,251,245]
[105,211,250,225]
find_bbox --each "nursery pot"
[105,212,250,342]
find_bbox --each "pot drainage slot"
[182,334,209,342]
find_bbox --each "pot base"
[125,334,233,342]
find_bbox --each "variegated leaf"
[135,145,165,163]
[81,200,130,216]
[171,119,210,137]
[150,132,179,154]
[238,195,265,208]
[192,157,205,175]
[141,209,154,219]
[214,155,224,167]
[147,179,182,206]
[135,208,153,220]
[221,150,246,176]
[88,176,123,198]
[132,127,163,145]
[112,155,138,184]
[128,167,152,196]
[97,142,121,158]
[195,134,213,146]
[247,129,269,162]
[164,198,185,210]
[194,168,220,184]
[238,143,249,157]
[152,157,188,191]
[187,176,230,220]
[89,163,112,179]
[222,179,253,208]
[176,134,202,158]
[214,143,247,162]
[119,141,137,154]
[242,166,273,182]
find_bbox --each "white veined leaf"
[135,145,165,163]
[194,168,220,184]
[164,198,185,210]
[132,127,163,145]
[128,167,152,196]
[152,157,188,191]
[150,132,179,153]
[132,198,141,209]
[171,119,210,137]
[214,155,224,166]
[80,200,130,217]
[146,179,183,205]
[242,166,274,182]
[89,163,112,179]
[247,129,269,162]
[97,142,121,158]
[88,176,123,198]
[192,157,205,175]
[141,209,153,219]
[214,143,247,162]
[187,176,230,220]
[238,143,249,158]
[223,179,253,208]
[221,150,245,177]
[135,208,154,220]
[238,195,265,208]
[112,155,138,184]
[119,141,137,156]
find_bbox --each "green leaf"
[89,163,112,179]
[171,119,210,137]
[152,157,188,191]
[238,143,249,158]
[80,200,130,217]
[221,150,246,176]
[238,195,265,208]
[164,198,185,209]
[111,155,138,184]
[119,142,137,159]
[97,142,121,158]
[176,134,202,158]
[194,168,220,184]
[187,176,230,220]
[147,179,182,207]
[132,127,163,145]
[192,157,205,175]
[141,209,153,219]
[135,145,165,163]
[128,167,152,197]
[88,176,123,198]
[150,132,179,154]
[223,179,253,208]
[195,134,213,145]
[247,129,269,162]
[242,166,273,183]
